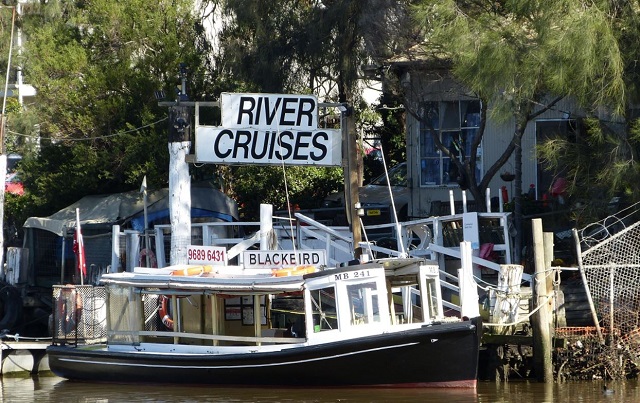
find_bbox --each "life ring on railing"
[57,285,83,334]
[272,265,317,277]
[158,295,174,330]
[170,265,213,276]
[139,248,157,268]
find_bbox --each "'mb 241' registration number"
[334,270,373,281]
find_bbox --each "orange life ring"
[170,265,213,276]
[57,285,83,334]
[158,295,174,330]
[272,265,316,277]
[139,248,158,268]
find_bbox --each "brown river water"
[1,375,638,402]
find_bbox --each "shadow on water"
[2,376,640,402]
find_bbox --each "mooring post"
[532,218,553,382]
[260,204,273,250]
[543,231,558,327]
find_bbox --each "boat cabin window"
[310,287,338,332]
[346,282,381,325]
[106,285,144,345]
[423,276,441,321]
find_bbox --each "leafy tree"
[5,0,211,230]
[409,0,626,260]
[214,0,413,220]
[536,2,640,221]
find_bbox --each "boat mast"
[0,5,16,273]
[342,107,363,258]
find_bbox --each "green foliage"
[4,0,207,229]
[231,165,343,220]
[407,0,632,220]
[213,0,409,217]
[413,0,626,119]
[538,117,640,218]
[2,0,409,234]
[531,1,640,217]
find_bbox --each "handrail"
[120,210,517,318]
[294,213,353,242]
[294,213,354,266]
[109,330,305,345]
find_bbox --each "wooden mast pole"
[343,108,362,258]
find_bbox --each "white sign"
[195,127,341,166]
[187,245,227,266]
[243,250,326,269]
[221,93,318,130]
[195,93,342,166]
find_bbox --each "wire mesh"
[569,202,640,380]
[52,285,106,344]
[579,220,640,336]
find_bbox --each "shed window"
[419,100,482,186]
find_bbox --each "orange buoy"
[158,295,174,330]
[170,265,213,276]
[272,265,316,277]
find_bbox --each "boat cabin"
[53,258,445,349]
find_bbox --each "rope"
[483,293,554,327]
[0,333,52,342]
[7,117,168,141]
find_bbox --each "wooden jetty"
[0,340,50,375]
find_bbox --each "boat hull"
[47,319,480,388]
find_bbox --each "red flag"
[73,208,87,280]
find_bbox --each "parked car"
[5,172,24,196]
[321,162,410,226]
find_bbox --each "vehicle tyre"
[0,282,23,331]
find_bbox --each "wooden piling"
[532,218,553,382]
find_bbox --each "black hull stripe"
[55,341,419,370]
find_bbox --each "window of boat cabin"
[308,266,389,332]
[421,265,444,322]
[106,284,144,345]
[310,287,338,332]
[346,282,381,325]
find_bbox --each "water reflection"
[1,376,638,402]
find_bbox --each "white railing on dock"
[111,200,527,317]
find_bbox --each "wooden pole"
[572,228,604,343]
[532,218,553,382]
[343,110,362,257]
[543,232,554,294]
[211,295,219,346]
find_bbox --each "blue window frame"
[419,100,482,186]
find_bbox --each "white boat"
[47,257,481,388]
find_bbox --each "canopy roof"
[23,182,238,236]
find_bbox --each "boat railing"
[294,213,354,267]
[108,330,305,346]
[114,221,298,271]
[113,205,518,319]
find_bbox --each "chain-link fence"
[52,285,107,345]
[556,203,640,380]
